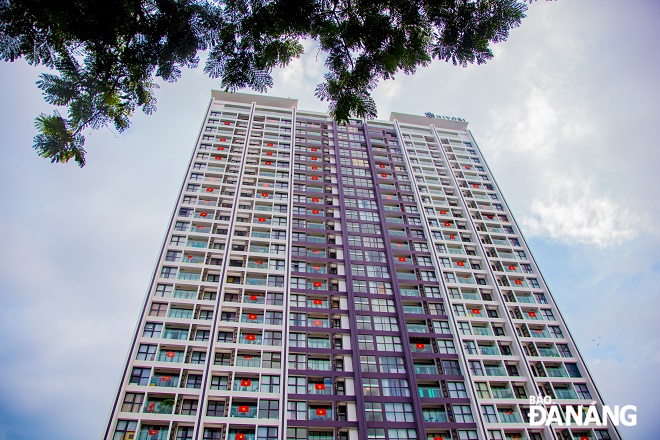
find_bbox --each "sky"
[0,0,658,439]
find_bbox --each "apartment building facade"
[104,91,620,440]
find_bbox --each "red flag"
[416,343,425,349]
[147,403,155,412]
[312,198,319,202]
[267,143,274,146]
[444,222,451,226]
[248,314,257,320]
[472,184,479,188]
[312,210,320,214]
[238,405,250,413]
[515,280,523,285]
[440,210,447,214]
[264,161,272,165]
[316,408,327,416]
[245,334,256,341]
[206,188,213,192]
[160,376,172,381]
[313,299,323,305]
[457,262,464,266]
[313,266,321,270]
[472,309,480,314]
[311,157,318,161]
[224,121,230,125]
[262,193,269,198]
[313,320,322,326]
[148,429,159,435]
[165,351,175,358]
[508,265,516,270]
[528,312,536,317]
[243,355,253,360]
[258,218,266,222]
[219,138,226,142]
[379,164,385,168]
[218,147,224,151]
[313,282,322,287]
[249,295,258,301]
[237,434,245,440]
[398,257,406,262]
[311,148,317,151]
[266,151,273,156]
[214,156,221,160]
[449,235,455,239]
[199,212,207,217]
[465,165,471,169]
[312,176,318,180]
[315,383,325,390]
[312,166,318,170]
[240,379,251,387]
[381,173,387,177]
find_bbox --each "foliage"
[0,0,529,166]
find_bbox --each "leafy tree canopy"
[0,0,529,166]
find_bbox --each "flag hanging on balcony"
[148,429,159,436]
[241,379,251,387]
[165,351,175,358]
[313,320,322,326]
[528,312,537,317]
[147,403,155,412]
[236,434,245,440]
[315,383,325,390]
[249,295,258,301]
[238,405,250,413]
[316,408,327,416]
[248,314,257,320]
[245,334,256,341]
[313,299,323,305]
[416,343,425,349]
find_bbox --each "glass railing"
[150,375,179,387]
[307,282,327,290]
[397,273,417,280]
[307,300,327,308]
[307,250,327,258]
[308,408,333,421]
[173,289,197,299]
[411,343,433,353]
[498,411,522,423]
[307,223,325,229]
[236,355,261,368]
[233,381,260,392]
[241,314,264,324]
[400,288,420,297]
[162,330,188,340]
[463,292,480,300]
[546,368,568,378]
[143,401,173,414]
[307,360,331,371]
[181,255,204,264]
[554,389,578,399]
[479,346,499,355]
[189,226,211,234]
[422,409,448,422]
[307,338,331,349]
[492,388,515,399]
[243,294,264,304]
[473,327,492,336]
[251,232,270,238]
[245,278,267,286]
[307,318,329,328]
[406,324,428,333]
[537,348,560,357]
[531,329,551,338]
[168,309,193,319]
[308,383,333,395]
[517,295,534,303]
[414,365,438,375]
[137,429,169,440]
[178,272,201,281]
[305,236,326,243]
[239,334,262,344]
[485,367,506,376]
[418,387,444,398]
[389,230,407,237]
[230,406,257,418]
[403,306,424,314]
[186,241,207,248]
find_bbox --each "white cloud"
[520,178,639,247]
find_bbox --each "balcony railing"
[162,330,188,340]
[230,406,257,418]
[414,364,438,375]
[143,401,173,414]
[422,409,448,423]
[150,375,179,387]
[418,387,443,398]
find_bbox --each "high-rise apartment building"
[104,91,620,440]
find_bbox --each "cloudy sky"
[0,0,658,439]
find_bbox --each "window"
[384,403,414,422]
[264,331,282,346]
[121,392,144,412]
[388,429,417,440]
[453,405,474,423]
[376,335,402,351]
[442,360,461,375]
[261,375,281,393]
[447,381,468,398]
[154,284,172,297]
[262,352,281,368]
[181,399,199,415]
[165,250,182,262]
[557,344,572,357]
[382,378,410,396]
[373,316,398,331]
[257,427,278,440]
[364,402,383,421]
[206,400,225,417]
[363,378,380,396]
[211,375,229,390]
[565,363,581,378]
[287,401,306,420]
[475,382,490,398]
[176,427,194,440]
[481,405,497,422]
[380,356,405,373]
[358,334,375,350]
[575,384,592,399]
[360,356,377,372]
[190,351,206,364]
[259,400,279,418]
[113,421,137,440]
[142,323,162,338]
[136,344,156,361]
[186,374,203,389]
[160,266,177,279]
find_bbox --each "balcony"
[418,387,443,398]
[245,277,267,286]
[485,367,506,376]
[308,318,329,328]
[186,240,207,248]
[241,314,264,324]
[491,387,515,399]
[248,245,269,253]
[309,408,333,421]
[173,289,197,299]
[243,294,264,304]
[422,409,448,423]
[239,334,262,344]
[143,400,174,414]
[168,309,193,319]
[397,272,417,280]
[403,305,424,314]
[498,411,522,423]
[178,272,201,281]
[554,388,578,399]
[162,329,188,340]
[230,405,257,418]
[537,348,560,357]
[546,367,569,378]
[308,381,333,395]
[137,429,169,440]
[307,338,331,349]
[150,374,179,387]
[411,342,434,353]
[414,364,438,375]
[307,359,331,371]
[406,324,428,333]
[400,288,420,297]
[479,346,499,355]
